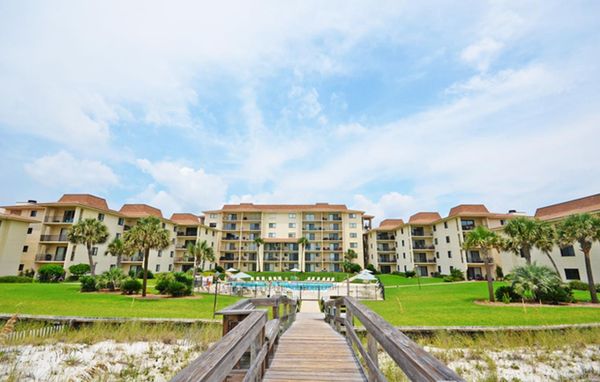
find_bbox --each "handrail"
[171,295,297,382]
[324,297,464,382]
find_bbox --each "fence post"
[367,332,379,380]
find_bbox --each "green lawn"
[0,283,240,319]
[376,274,445,286]
[364,281,600,326]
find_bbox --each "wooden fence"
[324,297,464,382]
[171,295,297,382]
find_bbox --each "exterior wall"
[0,218,31,276]
[395,227,412,273]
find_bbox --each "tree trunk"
[142,248,150,297]
[87,243,96,277]
[583,250,599,304]
[544,252,561,276]
[192,256,198,293]
[523,247,532,266]
[116,254,122,269]
[484,252,495,302]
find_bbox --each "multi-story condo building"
[367,205,519,279]
[204,203,366,272]
[170,213,219,272]
[499,194,600,283]
[2,194,178,275]
[0,211,39,276]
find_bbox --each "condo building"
[0,212,39,276]
[367,205,519,279]
[203,203,366,272]
[498,194,600,283]
[170,213,219,272]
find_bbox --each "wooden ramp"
[263,306,366,382]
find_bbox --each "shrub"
[121,278,142,295]
[391,271,405,276]
[214,265,225,273]
[80,276,98,292]
[37,264,65,283]
[129,269,154,279]
[167,281,188,297]
[346,263,362,273]
[404,270,416,278]
[569,280,589,291]
[155,273,175,294]
[510,264,562,302]
[495,286,520,303]
[19,269,35,278]
[0,276,33,283]
[365,264,379,274]
[99,268,126,291]
[173,272,193,296]
[537,284,573,304]
[496,266,504,280]
[68,263,91,279]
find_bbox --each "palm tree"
[186,241,202,282]
[297,237,309,272]
[106,237,132,269]
[343,249,358,272]
[203,246,215,271]
[187,240,216,284]
[536,221,561,274]
[503,217,554,266]
[254,237,264,272]
[68,218,109,276]
[123,216,170,297]
[462,226,503,302]
[556,213,600,303]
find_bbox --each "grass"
[0,283,240,319]
[376,274,445,286]
[364,281,600,326]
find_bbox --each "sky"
[1,1,599,223]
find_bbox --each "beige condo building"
[0,212,39,276]
[204,203,366,272]
[367,205,520,279]
[170,213,219,272]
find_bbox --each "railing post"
[334,300,341,332]
[367,332,379,380]
[272,298,279,320]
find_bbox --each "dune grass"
[0,283,239,319]
[364,281,599,326]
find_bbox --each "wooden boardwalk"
[263,302,366,382]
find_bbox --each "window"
[118,218,124,226]
[170,251,174,258]
[445,236,450,243]
[269,223,276,228]
[162,223,166,229]
[500,219,506,226]
[400,228,404,234]
[288,232,296,238]
[444,222,448,229]
[92,247,98,256]
[158,250,162,257]
[402,253,406,259]
[433,225,437,232]
[98,213,105,222]
[27,227,33,234]
[210,214,217,219]
[350,232,357,238]
[560,245,576,257]
[564,268,580,280]
[349,213,357,219]
[30,210,37,217]
[461,219,475,231]
[438,266,441,273]
[289,213,296,219]
[436,251,440,259]
[434,238,438,245]
[209,223,217,228]
[349,223,357,228]
[268,233,276,238]
[168,264,173,271]
[404,265,407,272]
[450,265,454,271]
[447,251,452,258]
[18,264,24,271]
[116,233,121,240]
[22,245,28,252]
[402,240,405,246]
[350,242,358,248]
[156,265,160,272]
[289,223,296,228]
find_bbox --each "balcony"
[414,256,436,264]
[377,246,395,252]
[40,234,69,242]
[377,234,395,241]
[412,243,435,250]
[242,215,261,221]
[466,256,484,263]
[220,255,236,261]
[177,229,198,237]
[122,255,144,263]
[175,256,195,263]
[264,256,279,262]
[379,256,397,263]
[35,253,66,262]
[44,215,74,224]
[411,229,432,237]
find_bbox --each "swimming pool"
[230,281,334,290]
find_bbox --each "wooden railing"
[171,295,297,382]
[324,297,464,382]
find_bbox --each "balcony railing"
[44,215,74,223]
[40,235,69,242]
[177,230,198,237]
[466,256,484,263]
[414,257,436,264]
[379,257,397,263]
[377,235,395,241]
[122,255,144,263]
[175,256,195,263]
[35,253,66,262]
[413,244,435,250]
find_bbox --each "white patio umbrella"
[290,267,301,272]
[359,269,373,274]
[231,272,252,280]
[354,272,377,282]
[226,267,239,273]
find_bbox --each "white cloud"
[353,193,419,225]
[334,123,368,137]
[135,159,228,215]
[24,151,118,190]
[460,38,503,71]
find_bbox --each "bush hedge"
[80,275,98,292]
[495,285,520,303]
[37,264,65,283]
[121,278,142,295]
[0,275,34,283]
[155,272,193,297]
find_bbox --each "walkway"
[263,301,366,382]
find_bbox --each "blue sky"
[1,1,599,222]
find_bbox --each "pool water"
[230,281,334,290]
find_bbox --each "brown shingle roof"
[535,194,600,221]
[377,219,404,230]
[170,213,202,225]
[408,212,442,224]
[448,204,489,217]
[120,204,163,218]
[205,203,361,213]
[57,194,109,211]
